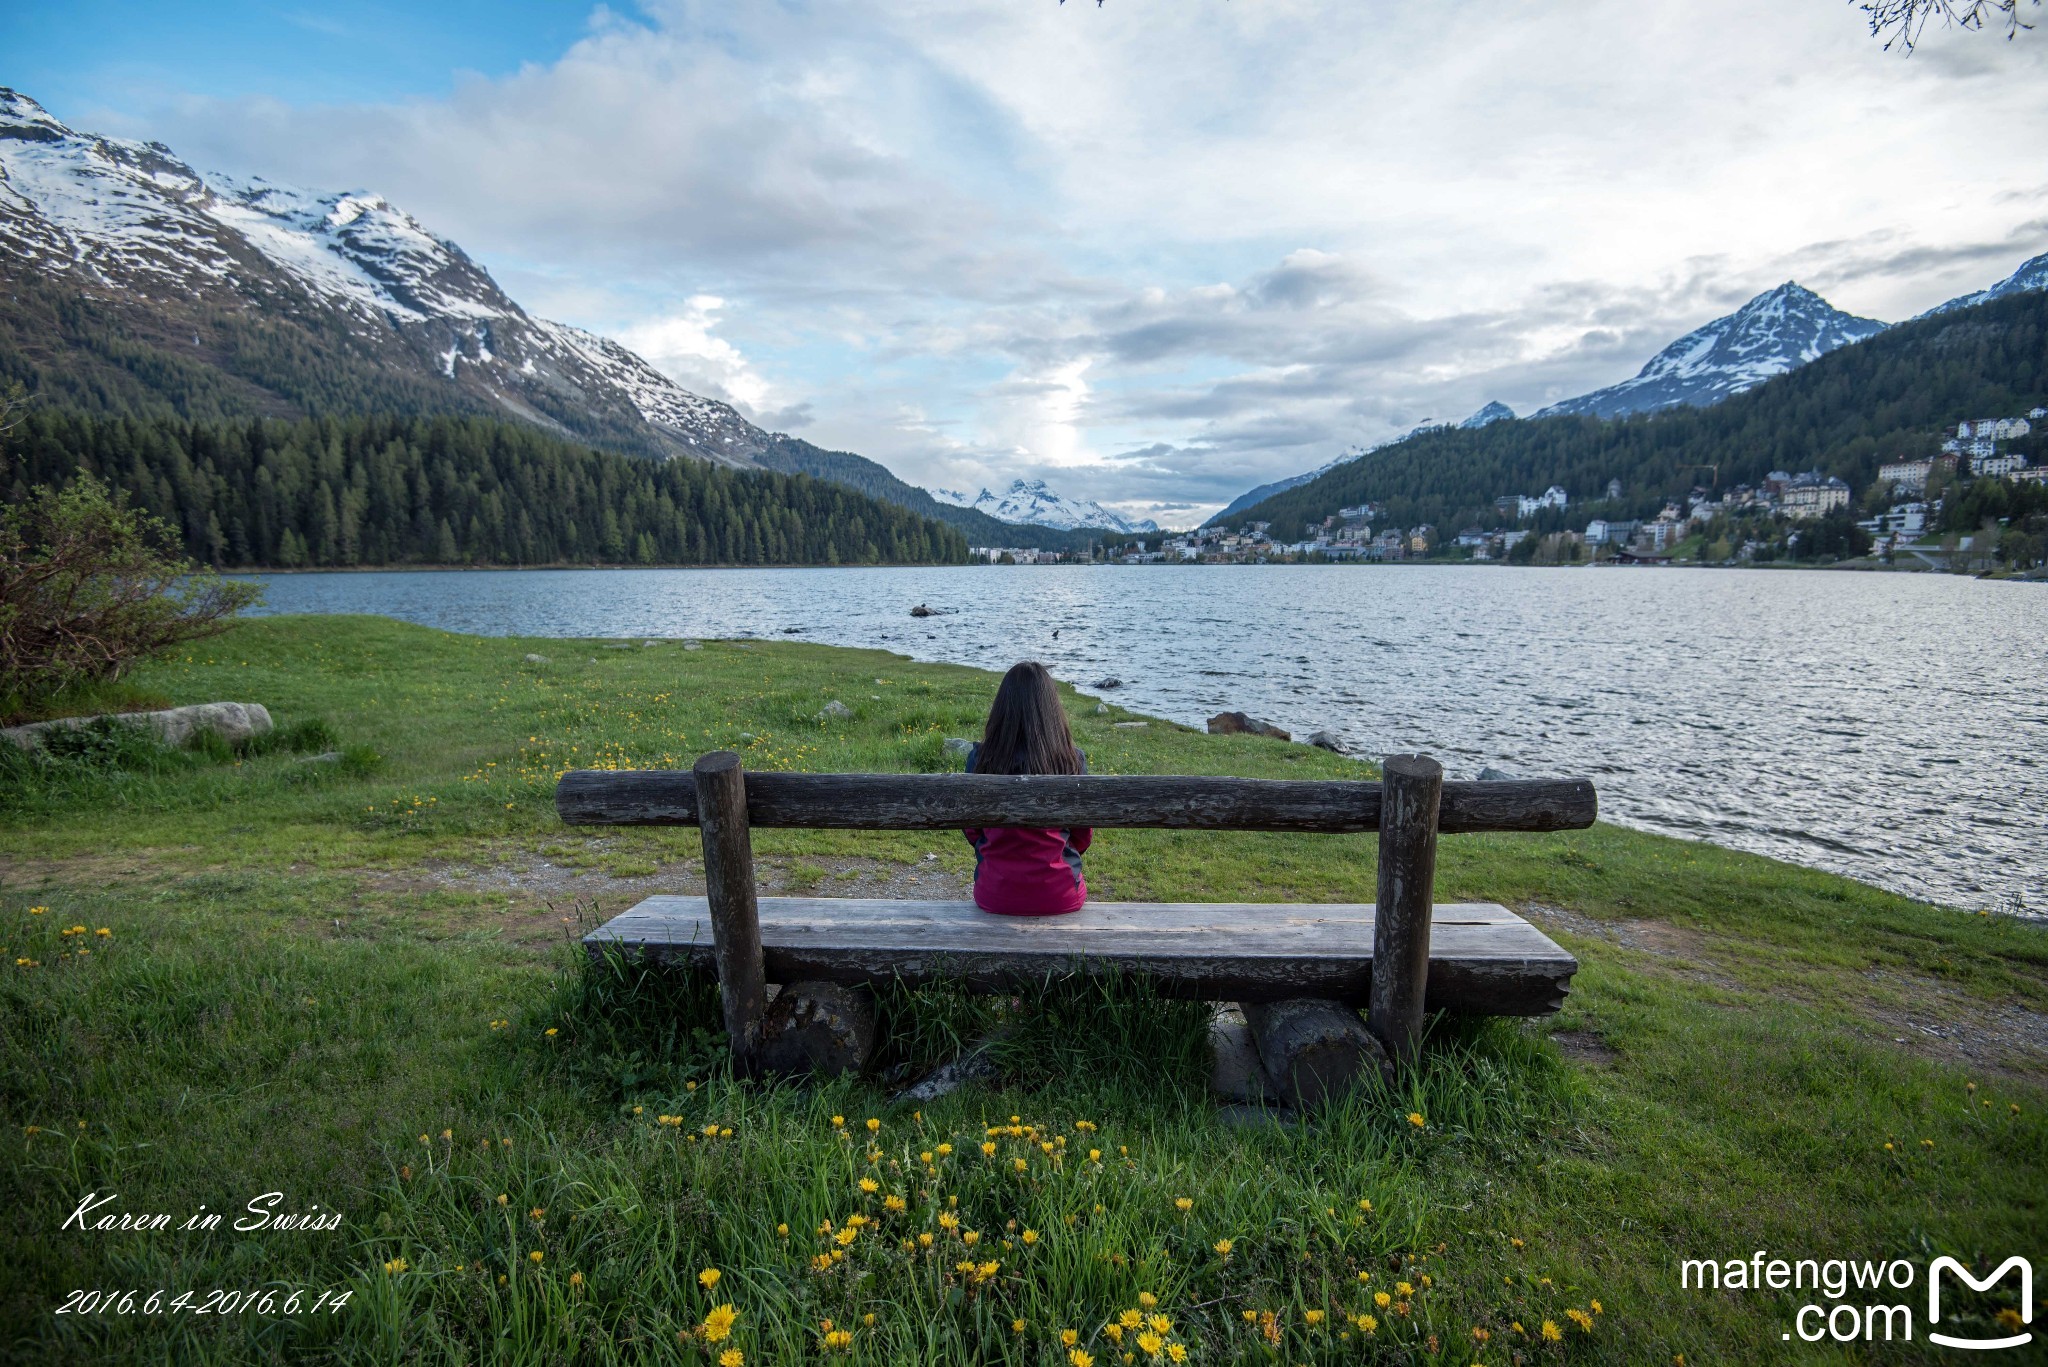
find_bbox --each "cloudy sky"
[12,0,2047,525]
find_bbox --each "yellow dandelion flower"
[1069,1352,1094,1367]
[1136,1331,1164,1356]
[1213,1237,1234,1257]
[1542,1320,1563,1342]
[1147,1314,1172,1334]
[777,1223,789,1237]
[866,1117,880,1132]
[1354,1313,1378,1334]
[528,1251,543,1264]
[858,1177,879,1193]
[1374,1291,1391,1309]
[936,1142,953,1156]
[719,1351,744,1367]
[1012,1318,1027,1334]
[1166,1345,1187,1363]
[1406,1111,1425,1127]
[1062,1329,1079,1347]
[1174,1197,1192,1212]
[1138,1293,1157,1309]
[698,1267,721,1290]
[700,1304,739,1341]
[1022,1228,1039,1245]
[981,1141,997,1157]
[1120,1309,1143,1329]
[1305,1309,1325,1326]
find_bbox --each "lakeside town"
[972,409,2048,573]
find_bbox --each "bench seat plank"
[585,896,1578,1016]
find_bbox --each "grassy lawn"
[2,614,2042,1365]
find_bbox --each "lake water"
[242,565,2047,914]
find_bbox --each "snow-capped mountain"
[0,87,780,467]
[1924,249,2048,315]
[933,479,1159,534]
[1460,400,1516,428]
[1533,283,1886,419]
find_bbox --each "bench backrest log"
[556,753,1596,1072]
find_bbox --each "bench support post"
[694,751,768,1075]
[1371,753,1443,1067]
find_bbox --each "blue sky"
[8,1,2046,525]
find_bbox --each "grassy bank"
[2,615,2042,1365]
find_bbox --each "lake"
[241,565,2047,914]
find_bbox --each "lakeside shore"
[3,615,2042,1364]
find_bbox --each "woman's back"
[963,741,1091,916]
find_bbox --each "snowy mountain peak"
[1460,401,1516,428]
[936,478,1159,534]
[1925,249,2048,315]
[1534,282,1887,420]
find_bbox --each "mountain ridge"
[933,478,1159,534]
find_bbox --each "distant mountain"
[0,88,1094,549]
[1533,283,1887,419]
[1221,286,2048,539]
[1460,400,1516,428]
[933,479,1159,534]
[1924,249,2048,315]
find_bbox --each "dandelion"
[1214,1238,1233,1258]
[698,1267,721,1290]
[1407,1112,1425,1127]
[529,1251,543,1264]
[1921,1139,1934,1149]
[1542,1320,1563,1342]
[831,1115,845,1127]
[496,1194,509,1205]
[1174,1197,1192,1213]
[1374,1291,1390,1309]
[1104,1321,1125,1344]
[1566,1308,1594,1331]
[1997,1308,2024,1332]
[1354,1314,1378,1334]
[1396,1281,1413,1297]
[1356,1270,1371,1284]
[866,1117,881,1132]
[569,1272,584,1288]
[1139,1293,1157,1309]
[1357,1198,1373,1213]
[1472,1326,1491,1342]
[1013,1318,1027,1334]
[1510,1237,1526,1249]
[863,1314,876,1327]
[884,1194,907,1213]
[1167,1346,1187,1363]
[938,1211,959,1231]
[1305,1310,1325,1326]
[1062,1328,1080,1347]
[1120,1310,1143,1329]
[1591,1299,1603,1314]
[545,1027,558,1037]
[1022,1228,1039,1245]
[962,1230,981,1247]
[701,1304,738,1341]
[918,1232,935,1248]
[719,1351,744,1367]
[1069,1352,1094,1367]
[1136,1331,1164,1356]
[936,1142,953,1156]
[383,1257,409,1274]
[858,1177,879,1194]
[96,928,111,937]
[981,1141,998,1157]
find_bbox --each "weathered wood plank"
[694,751,769,1074]
[1371,753,1443,1064]
[584,896,1578,1016]
[556,769,1596,834]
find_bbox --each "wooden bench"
[557,753,1595,1104]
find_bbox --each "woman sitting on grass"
[963,661,1090,916]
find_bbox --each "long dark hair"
[977,662,1083,776]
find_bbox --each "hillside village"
[975,407,2048,572]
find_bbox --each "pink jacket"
[963,744,1091,916]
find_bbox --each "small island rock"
[1207,711,1291,741]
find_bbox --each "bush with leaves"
[0,474,261,701]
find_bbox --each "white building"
[1780,473,1851,519]
[1973,451,2029,479]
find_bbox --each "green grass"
[1,615,2042,1364]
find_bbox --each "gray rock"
[1206,711,1290,741]
[942,737,974,759]
[1305,730,1346,753]
[1208,1007,1280,1105]
[909,603,936,617]
[1093,678,1122,690]
[1094,703,1110,715]
[523,653,550,664]
[1478,766,1516,782]
[603,642,634,650]
[817,700,854,721]
[897,1035,1005,1102]
[683,641,703,651]
[3,701,274,751]
[642,640,661,648]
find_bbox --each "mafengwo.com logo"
[1679,1252,2033,1349]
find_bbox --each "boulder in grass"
[942,737,974,760]
[1478,766,1516,782]
[818,700,854,721]
[1206,711,1290,741]
[1305,731,1346,753]
[524,653,550,664]
[2,701,274,751]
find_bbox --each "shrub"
[0,474,261,701]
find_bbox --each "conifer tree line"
[5,411,970,569]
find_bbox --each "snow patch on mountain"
[1534,283,1886,419]
[1924,250,2048,315]
[935,479,1159,534]
[1460,400,1516,428]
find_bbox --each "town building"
[1972,451,2029,479]
[1780,472,1851,518]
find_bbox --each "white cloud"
[97,0,2048,524]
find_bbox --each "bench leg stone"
[1208,1006,1281,1106]
[1241,998,1392,1109]
[755,981,878,1077]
